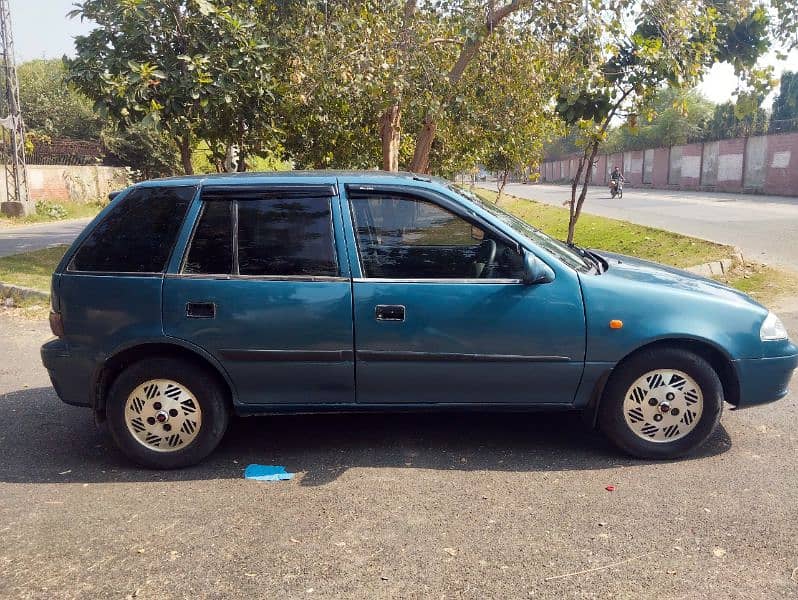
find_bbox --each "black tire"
[598,348,723,459]
[106,357,230,469]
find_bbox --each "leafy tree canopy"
[68,0,284,173]
[16,59,104,140]
[604,87,714,152]
[772,71,798,122]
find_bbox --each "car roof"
[137,170,445,188]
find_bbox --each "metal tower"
[0,0,31,216]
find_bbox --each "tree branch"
[426,38,464,46]
[404,0,417,20]
[448,0,527,85]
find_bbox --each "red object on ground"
[605,485,616,492]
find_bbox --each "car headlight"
[760,312,788,341]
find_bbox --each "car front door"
[341,184,586,406]
[163,183,355,406]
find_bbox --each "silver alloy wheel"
[623,369,703,443]
[124,379,202,452]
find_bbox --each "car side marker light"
[610,320,624,329]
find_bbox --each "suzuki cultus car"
[41,172,797,468]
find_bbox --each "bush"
[35,200,68,220]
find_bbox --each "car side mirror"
[522,252,555,285]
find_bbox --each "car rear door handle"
[186,302,216,319]
[375,305,405,322]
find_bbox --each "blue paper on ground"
[244,464,295,481]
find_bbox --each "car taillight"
[49,311,64,338]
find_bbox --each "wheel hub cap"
[125,379,202,453]
[623,369,703,443]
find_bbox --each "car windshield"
[446,183,593,273]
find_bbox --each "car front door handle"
[186,302,216,319]
[375,305,405,322]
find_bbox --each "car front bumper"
[41,338,92,408]
[734,352,798,408]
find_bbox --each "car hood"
[591,250,764,309]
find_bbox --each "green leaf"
[193,0,215,17]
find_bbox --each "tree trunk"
[573,141,601,230]
[380,105,401,171]
[409,116,436,173]
[496,168,509,203]
[179,135,194,175]
[408,1,522,173]
[567,148,589,245]
[567,141,600,244]
[565,92,628,244]
[223,144,239,172]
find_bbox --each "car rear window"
[70,186,195,273]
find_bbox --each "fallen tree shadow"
[0,387,732,486]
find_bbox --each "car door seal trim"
[220,349,354,362]
[357,350,570,363]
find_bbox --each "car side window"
[70,186,194,273]
[183,201,233,275]
[350,193,524,280]
[237,197,338,277]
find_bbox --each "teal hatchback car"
[41,172,797,468]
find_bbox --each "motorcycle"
[609,179,624,199]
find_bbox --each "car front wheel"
[598,348,723,459]
[106,357,230,469]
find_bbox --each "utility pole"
[0,0,32,217]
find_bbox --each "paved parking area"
[1,306,797,599]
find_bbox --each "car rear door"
[162,181,355,407]
[340,183,586,406]
[58,184,196,375]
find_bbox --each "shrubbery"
[35,201,68,220]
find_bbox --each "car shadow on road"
[0,387,732,486]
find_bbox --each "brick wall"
[678,143,702,188]
[713,138,743,191]
[763,132,798,196]
[541,131,798,197]
[0,165,130,204]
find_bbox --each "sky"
[9,0,798,108]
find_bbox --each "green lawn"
[0,245,67,291]
[0,201,104,227]
[724,265,798,306]
[476,189,732,268]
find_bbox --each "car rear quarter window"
[70,186,195,273]
[237,198,338,277]
[183,201,233,275]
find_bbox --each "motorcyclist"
[609,166,625,195]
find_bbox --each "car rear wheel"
[598,348,723,459]
[106,357,230,469]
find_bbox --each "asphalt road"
[483,183,798,270]
[1,301,797,599]
[0,218,92,258]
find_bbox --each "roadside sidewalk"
[0,218,91,258]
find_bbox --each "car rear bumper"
[734,353,798,408]
[41,339,92,408]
